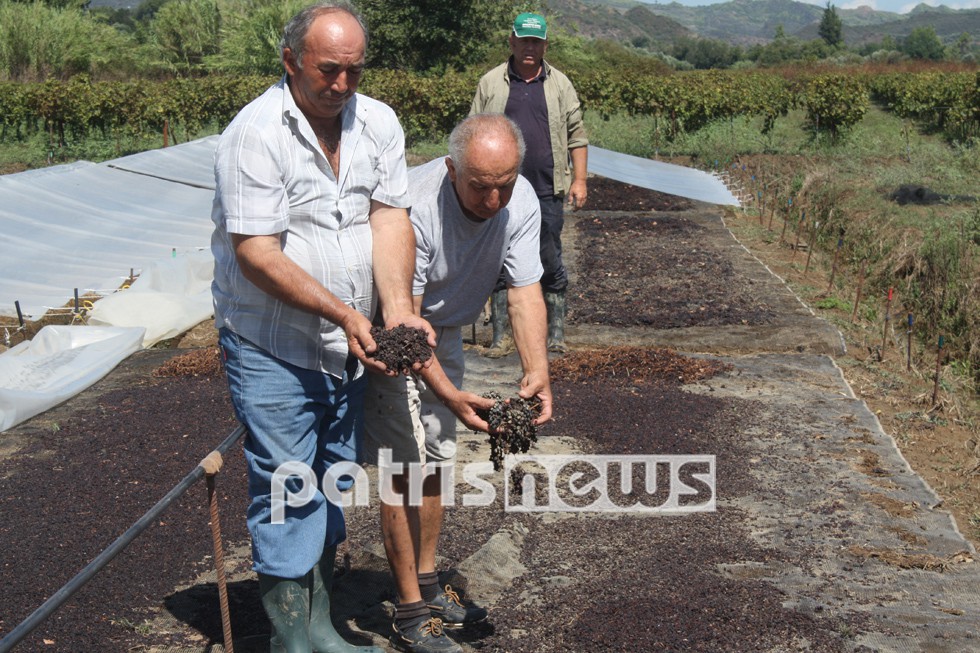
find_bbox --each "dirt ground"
[1,177,978,652]
[718,203,980,553]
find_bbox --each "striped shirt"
[211,77,410,377]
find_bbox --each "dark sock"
[418,571,440,603]
[395,600,430,630]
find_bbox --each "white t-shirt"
[409,157,543,327]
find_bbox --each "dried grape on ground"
[153,347,223,378]
[551,346,733,387]
[571,214,777,328]
[0,179,881,652]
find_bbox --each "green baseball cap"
[513,12,547,40]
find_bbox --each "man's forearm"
[371,202,417,322]
[570,146,588,182]
[508,283,549,377]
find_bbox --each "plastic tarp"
[589,146,740,207]
[0,325,145,432]
[104,135,219,189]
[0,140,218,320]
[87,249,215,348]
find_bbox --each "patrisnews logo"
[269,453,716,521]
[503,454,715,513]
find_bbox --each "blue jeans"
[219,328,366,578]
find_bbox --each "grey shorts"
[364,326,464,466]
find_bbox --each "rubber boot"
[259,572,313,653]
[485,289,514,358]
[544,291,567,354]
[311,547,384,653]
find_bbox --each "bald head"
[446,115,527,221]
[448,114,525,177]
[280,1,368,69]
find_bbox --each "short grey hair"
[448,114,526,175]
[280,1,368,69]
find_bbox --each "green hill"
[794,5,980,46]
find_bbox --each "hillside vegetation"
[569,0,979,49]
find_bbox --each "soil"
[0,177,977,653]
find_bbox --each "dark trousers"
[496,194,567,293]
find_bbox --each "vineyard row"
[0,69,977,147]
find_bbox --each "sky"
[642,0,980,14]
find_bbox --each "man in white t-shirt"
[365,114,553,653]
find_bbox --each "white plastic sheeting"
[590,146,740,207]
[0,139,218,319]
[105,135,219,190]
[87,249,215,348]
[0,325,145,431]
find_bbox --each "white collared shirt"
[211,77,410,377]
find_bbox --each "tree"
[356,0,522,72]
[0,0,138,80]
[903,26,945,61]
[818,2,843,48]
[206,0,308,75]
[149,0,220,72]
[673,36,741,69]
[950,32,971,59]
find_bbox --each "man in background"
[470,11,589,355]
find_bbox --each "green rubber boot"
[311,547,384,653]
[544,291,567,353]
[259,572,313,653]
[485,289,514,358]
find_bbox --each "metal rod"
[15,300,24,328]
[206,471,235,653]
[0,425,246,653]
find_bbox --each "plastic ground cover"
[0,325,144,431]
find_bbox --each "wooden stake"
[850,260,867,323]
[906,313,913,372]
[881,287,893,360]
[759,184,768,225]
[827,234,843,293]
[804,220,818,274]
[792,209,806,259]
[931,335,944,406]
[780,198,792,244]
